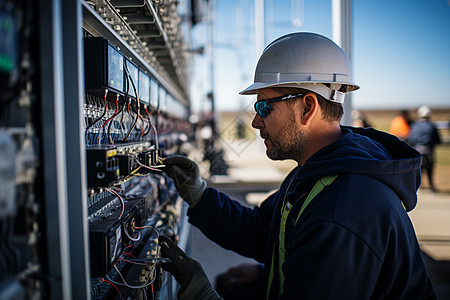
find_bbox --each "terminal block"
[86,145,120,188]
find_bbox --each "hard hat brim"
[239,81,360,95]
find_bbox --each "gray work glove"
[163,156,206,207]
[159,236,222,300]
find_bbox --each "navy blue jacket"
[408,119,441,154]
[188,127,436,299]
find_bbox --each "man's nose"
[252,113,264,129]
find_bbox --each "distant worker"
[389,109,412,140]
[408,105,441,192]
[351,109,371,128]
[161,32,436,299]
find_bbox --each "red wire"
[139,115,145,137]
[100,97,119,131]
[142,107,152,137]
[100,278,124,300]
[122,251,136,258]
[134,226,152,229]
[124,98,140,141]
[118,258,139,264]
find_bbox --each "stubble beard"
[265,113,306,161]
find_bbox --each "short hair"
[272,87,343,122]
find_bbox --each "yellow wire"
[130,166,142,175]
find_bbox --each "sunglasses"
[253,93,304,118]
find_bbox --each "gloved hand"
[216,263,263,288]
[159,236,222,300]
[163,156,206,207]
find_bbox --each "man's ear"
[300,92,319,125]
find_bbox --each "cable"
[106,188,124,220]
[119,96,129,140]
[85,89,108,135]
[124,98,139,141]
[123,63,140,141]
[130,166,142,175]
[142,106,153,137]
[117,258,149,266]
[122,251,136,259]
[133,155,163,172]
[94,93,110,144]
[98,94,119,144]
[111,265,156,289]
[109,82,130,143]
[134,225,160,239]
[124,227,141,242]
[143,286,148,300]
[150,123,159,149]
[138,114,146,138]
[100,278,124,300]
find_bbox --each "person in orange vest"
[389,110,412,140]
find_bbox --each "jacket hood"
[298,126,421,211]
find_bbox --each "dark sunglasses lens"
[255,101,270,118]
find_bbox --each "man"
[161,32,436,299]
[408,105,441,192]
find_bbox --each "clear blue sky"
[190,0,450,112]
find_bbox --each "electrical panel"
[0,132,16,218]
[139,70,150,105]
[0,2,18,84]
[1,0,203,299]
[86,145,120,188]
[125,59,139,99]
[0,0,42,299]
[81,1,197,298]
[85,37,125,97]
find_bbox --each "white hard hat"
[240,32,359,103]
[417,105,431,118]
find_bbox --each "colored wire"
[148,164,165,169]
[150,123,159,149]
[105,188,124,220]
[143,286,148,300]
[129,166,142,175]
[99,94,119,144]
[134,225,159,239]
[107,94,121,144]
[122,252,136,258]
[109,83,130,143]
[138,115,146,138]
[117,258,149,266]
[124,227,141,242]
[118,257,158,263]
[95,94,110,144]
[111,265,156,289]
[123,63,140,141]
[119,96,129,140]
[133,155,162,172]
[100,278,124,300]
[85,90,108,135]
[124,98,139,141]
[142,106,153,137]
